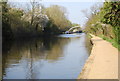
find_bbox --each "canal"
[2,33,91,79]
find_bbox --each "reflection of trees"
[45,38,69,62]
[2,37,70,78]
[2,41,26,78]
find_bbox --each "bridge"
[65,26,82,34]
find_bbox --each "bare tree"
[81,3,103,20]
[30,0,37,26]
[81,9,90,19]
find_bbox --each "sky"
[8,0,104,27]
[43,2,97,27]
[8,0,105,2]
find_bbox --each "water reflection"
[2,33,90,79]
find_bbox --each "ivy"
[100,2,120,44]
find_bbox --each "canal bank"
[78,34,118,79]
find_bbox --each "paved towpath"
[78,34,118,79]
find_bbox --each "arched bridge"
[65,26,82,34]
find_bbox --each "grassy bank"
[78,34,118,79]
[98,35,120,51]
[84,2,120,51]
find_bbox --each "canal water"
[2,33,91,79]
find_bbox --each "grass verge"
[99,35,120,51]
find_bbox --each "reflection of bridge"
[65,26,82,34]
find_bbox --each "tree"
[8,8,24,30]
[45,5,72,31]
[2,1,13,40]
[30,0,36,26]
[101,2,120,44]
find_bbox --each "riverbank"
[78,34,118,79]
